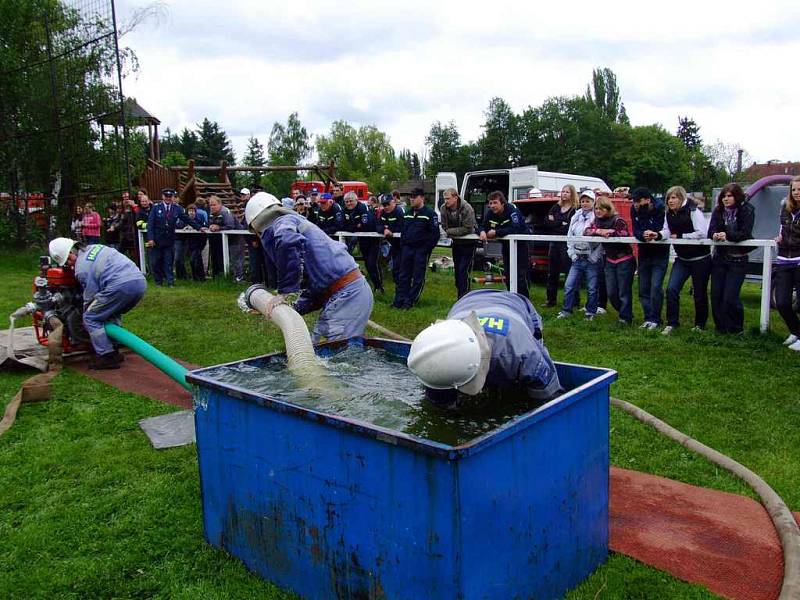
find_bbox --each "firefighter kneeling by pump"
[48,237,146,370]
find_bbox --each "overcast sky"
[117,0,800,169]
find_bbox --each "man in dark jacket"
[479,190,530,299]
[378,193,405,284]
[317,193,344,237]
[630,187,669,329]
[440,187,477,298]
[343,191,383,293]
[145,188,201,286]
[392,187,440,309]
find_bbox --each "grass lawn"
[1,248,798,599]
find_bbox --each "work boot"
[109,350,125,363]
[90,353,121,370]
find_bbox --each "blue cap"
[320,192,333,200]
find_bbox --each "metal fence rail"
[136,229,777,333]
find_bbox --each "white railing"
[137,229,777,333]
[505,234,776,334]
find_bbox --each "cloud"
[118,0,800,166]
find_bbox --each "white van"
[435,166,611,222]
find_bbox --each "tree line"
[157,69,747,199]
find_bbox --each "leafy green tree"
[424,121,472,180]
[704,140,751,180]
[585,67,623,123]
[194,119,235,166]
[612,124,692,191]
[161,151,187,167]
[677,116,702,151]
[262,112,312,195]
[411,153,422,180]
[176,127,200,159]
[476,97,521,169]
[316,120,408,193]
[241,136,265,189]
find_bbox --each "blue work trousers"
[605,257,636,323]
[562,257,600,315]
[710,256,747,333]
[394,245,432,308]
[312,277,374,343]
[83,279,147,355]
[637,253,668,325]
[248,243,265,284]
[452,243,477,299]
[666,255,711,328]
[150,244,175,285]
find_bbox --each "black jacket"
[707,201,755,259]
[631,200,669,259]
[778,208,800,259]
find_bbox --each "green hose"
[104,323,192,392]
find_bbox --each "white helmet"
[49,237,77,266]
[244,191,281,226]
[407,313,491,395]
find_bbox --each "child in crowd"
[585,197,635,324]
[558,190,602,321]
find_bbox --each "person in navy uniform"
[48,237,146,370]
[407,289,562,408]
[145,188,201,286]
[316,192,344,238]
[343,191,384,293]
[479,190,531,299]
[378,192,405,284]
[392,187,440,309]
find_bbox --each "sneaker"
[661,325,674,336]
[639,321,653,329]
[596,307,607,315]
[618,319,631,326]
[691,326,704,332]
[783,334,799,346]
[646,322,660,331]
[585,313,595,322]
[556,311,571,319]
[789,339,800,352]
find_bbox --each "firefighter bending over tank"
[48,237,146,370]
[244,192,374,342]
[407,289,562,408]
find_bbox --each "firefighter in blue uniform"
[392,187,440,309]
[316,192,344,238]
[378,192,405,284]
[407,289,562,408]
[479,190,531,299]
[343,191,384,293]
[145,188,201,286]
[48,237,147,370]
[245,192,374,342]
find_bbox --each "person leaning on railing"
[440,187,478,299]
[542,185,578,308]
[657,185,711,335]
[774,175,800,352]
[707,183,754,335]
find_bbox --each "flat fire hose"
[0,318,64,437]
[369,320,800,600]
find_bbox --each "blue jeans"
[312,277,374,343]
[605,258,636,322]
[562,257,600,315]
[666,255,711,328]
[637,253,668,324]
[83,279,147,355]
[710,256,747,333]
[150,244,175,285]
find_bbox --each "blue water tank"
[187,338,616,599]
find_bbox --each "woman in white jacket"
[557,190,603,321]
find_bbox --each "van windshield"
[464,173,510,224]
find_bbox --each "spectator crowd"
[69,174,800,352]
